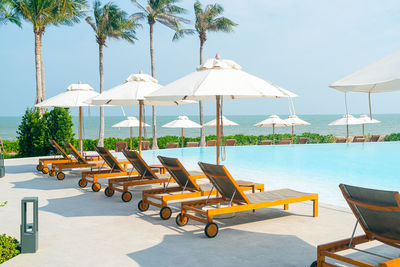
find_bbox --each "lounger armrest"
[380,258,400,267]
[190,174,207,180]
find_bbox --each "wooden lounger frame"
[177,162,318,238]
[315,185,400,267]
[140,156,264,220]
[105,150,169,202]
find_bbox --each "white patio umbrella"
[146,54,297,164]
[358,114,380,137]
[35,82,99,154]
[204,116,238,127]
[284,115,311,143]
[162,116,202,147]
[254,115,290,144]
[88,71,195,154]
[330,50,400,119]
[329,114,363,139]
[112,116,150,150]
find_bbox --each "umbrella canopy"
[204,116,238,127]
[112,116,150,128]
[162,116,201,148]
[254,115,289,144]
[146,54,296,163]
[284,115,311,143]
[329,114,363,139]
[34,83,99,154]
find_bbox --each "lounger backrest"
[49,139,70,159]
[225,139,236,146]
[94,146,125,172]
[186,142,198,147]
[370,135,380,142]
[165,143,179,149]
[122,150,158,179]
[340,184,400,244]
[298,137,308,144]
[157,156,199,191]
[141,141,150,150]
[336,138,346,143]
[206,140,216,147]
[261,140,272,145]
[198,162,251,204]
[64,142,87,164]
[280,138,291,145]
[115,141,128,152]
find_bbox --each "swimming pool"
[132,142,400,207]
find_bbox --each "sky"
[1,0,400,117]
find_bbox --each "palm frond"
[172,28,194,41]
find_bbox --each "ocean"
[1,114,399,141]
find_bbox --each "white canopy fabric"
[35,83,99,108]
[284,115,311,126]
[112,117,150,128]
[358,114,381,124]
[329,114,363,126]
[204,116,238,127]
[162,116,202,129]
[254,115,290,127]
[330,50,400,93]
[146,57,298,101]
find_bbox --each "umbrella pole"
[130,127,133,150]
[346,124,349,140]
[79,106,83,155]
[273,125,275,144]
[363,124,365,137]
[292,125,294,144]
[139,101,143,154]
[216,96,220,164]
[369,92,372,119]
[181,128,184,148]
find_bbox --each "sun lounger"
[353,136,366,143]
[261,140,272,145]
[206,140,217,147]
[79,146,140,192]
[175,162,318,238]
[37,140,74,174]
[115,141,128,152]
[280,138,291,145]
[141,141,150,150]
[370,134,380,142]
[298,137,308,144]
[48,142,107,180]
[165,143,179,149]
[313,184,400,267]
[139,156,264,220]
[335,137,347,143]
[104,150,171,202]
[186,142,198,147]
[225,139,236,146]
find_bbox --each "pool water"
[134,142,400,207]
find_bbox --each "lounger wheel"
[122,191,132,202]
[36,164,43,171]
[309,261,317,267]
[104,187,114,197]
[57,172,65,180]
[175,213,189,226]
[78,179,87,188]
[42,167,49,174]
[138,200,149,211]
[205,222,218,238]
[49,170,57,177]
[91,182,101,192]
[160,207,172,220]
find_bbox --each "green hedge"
[385,133,400,141]
[0,234,20,264]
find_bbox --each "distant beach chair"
[298,137,308,144]
[225,139,236,146]
[115,141,128,152]
[206,140,217,147]
[140,156,264,220]
[279,138,291,145]
[335,137,347,143]
[353,136,365,143]
[175,162,318,238]
[141,141,150,150]
[260,140,272,145]
[165,143,179,149]
[105,150,171,202]
[313,184,400,267]
[186,142,198,147]
[370,134,380,142]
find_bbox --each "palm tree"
[132,0,189,150]
[175,1,237,146]
[0,0,21,26]
[86,1,139,146]
[12,0,87,107]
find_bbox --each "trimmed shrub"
[44,108,74,153]
[0,234,20,264]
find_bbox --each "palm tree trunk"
[98,44,105,146]
[199,39,206,146]
[34,32,43,106]
[39,34,45,101]
[149,23,158,149]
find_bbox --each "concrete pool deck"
[0,157,399,267]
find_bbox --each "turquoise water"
[135,142,400,207]
[1,114,400,140]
